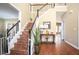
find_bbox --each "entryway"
[38,20,79,55]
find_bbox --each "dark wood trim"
[56,22,61,26]
[31,16,37,30]
[54,3,55,7]
[64,3,67,5]
[40,42,55,44]
[39,3,48,11]
[31,4,48,6]
[37,9,39,17]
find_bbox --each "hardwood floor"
[39,35,79,55]
[39,41,79,55]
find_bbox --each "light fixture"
[69,10,73,14]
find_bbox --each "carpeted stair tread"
[10,22,33,55]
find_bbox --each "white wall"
[12,3,30,30]
[36,6,67,34]
[36,8,56,34]
[63,4,79,49]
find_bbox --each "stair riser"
[23,31,29,33]
[20,36,28,38]
[20,35,28,37]
[17,41,28,43]
[20,38,28,40]
[22,34,29,36]
[22,32,29,34]
[14,45,28,49]
[15,43,27,46]
[17,38,28,41]
[10,50,27,55]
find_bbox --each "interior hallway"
[39,34,79,55]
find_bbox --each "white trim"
[78,13,79,49]
[64,40,79,50]
[18,10,21,31]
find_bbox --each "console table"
[40,33,55,43]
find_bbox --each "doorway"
[56,21,64,43]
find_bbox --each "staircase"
[10,22,33,55]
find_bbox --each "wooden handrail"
[31,8,39,30]
[7,20,20,33]
[39,3,48,11]
[31,15,37,30]
[37,9,39,17]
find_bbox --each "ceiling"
[0,3,19,19]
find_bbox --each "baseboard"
[64,40,79,50]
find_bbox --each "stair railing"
[0,37,2,55]
[7,20,20,43]
[0,37,8,55]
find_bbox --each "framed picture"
[43,21,51,29]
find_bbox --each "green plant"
[33,27,40,54]
[33,28,40,45]
[30,17,32,21]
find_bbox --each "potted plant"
[33,28,40,55]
